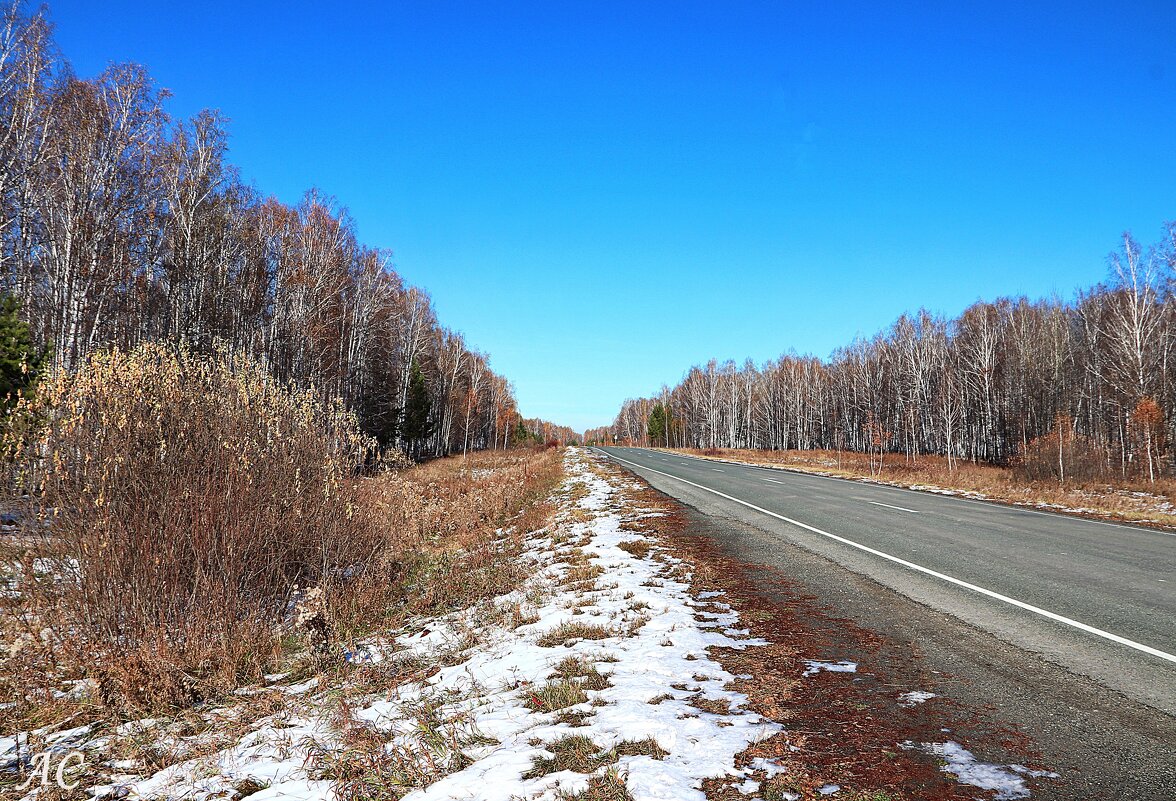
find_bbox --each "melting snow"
[802,660,858,677]
[906,741,1059,800]
[898,690,937,707]
[3,451,789,801]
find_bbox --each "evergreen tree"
[512,417,529,446]
[647,402,668,446]
[402,360,433,455]
[0,294,46,408]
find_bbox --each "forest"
[597,226,1175,482]
[0,3,573,457]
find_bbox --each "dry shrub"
[5,344,378,711]
[1013,429,1109,483]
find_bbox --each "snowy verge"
[4,449,782,801]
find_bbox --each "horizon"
[46,0,1176,432]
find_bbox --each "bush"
[5,344,378,711]
[1013,427,1109,483]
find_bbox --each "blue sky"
[48,1,1176,432]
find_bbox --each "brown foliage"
[1012,414,1110,483]
[4,344,377,711]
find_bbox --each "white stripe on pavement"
[595,448,1176,666]
[869,501,922,514]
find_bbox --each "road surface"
[595,446,1176,797]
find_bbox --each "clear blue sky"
[48,1,1176,432]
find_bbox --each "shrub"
[5,343,378,711]
[1013,419,1109,483]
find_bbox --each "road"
[596,446,1176,796]
[596,446,1176,710]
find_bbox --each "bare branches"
[604,227,1176,481]
[0,5,557,458]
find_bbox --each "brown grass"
[525,678,590,712]
[537,622,616,648]
[3,344,376,713]
[665,447,1176,528]
[617,540,653,559]
[555,767,633,801]
[0,344,564,719]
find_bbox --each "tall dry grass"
[332,447,562,638]
[0,343,564,717]
[3,344,381,711]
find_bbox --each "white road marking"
[597,448,1176,666]
[660,449,1174,537]
[763,478,785,484]
[711,468,724,472]
[869,501,922,514]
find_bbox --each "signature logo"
[16,749,86,791]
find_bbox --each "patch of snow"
[905,740,1058,800]
[802,660,857,677]
[278,677,319,695]
[746,757,788,778]
[898,690,937,707]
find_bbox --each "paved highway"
[595,446,1176,714]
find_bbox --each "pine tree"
[512,417,529,446]
[648,403,667,446]
[0,294,46,408]
[402,360,433,455]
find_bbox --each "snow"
[898,690,937,707]
[801,660,857,677]
[904,741,1059,800]
[1,449,1061,801]
[3,450,787,801]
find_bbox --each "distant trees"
[609,224,1176,482]
[0,2,570,458]
[517,417,580,447]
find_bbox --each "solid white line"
[596,448,1176,665]
[869,501,921,514]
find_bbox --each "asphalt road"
[595,447,1176,716]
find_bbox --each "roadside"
[652,447,1176,531]
[590,459,1068,801]
[605,451,1176,800]
[2,448,1072,801]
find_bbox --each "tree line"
[597,225,1176,482]
[0,2,566,457]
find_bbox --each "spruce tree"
[648,403,667,446]
[0,294,45,408]
[512,417,529,446]
[402,360,433,455]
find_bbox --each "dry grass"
[555,767,633,801]
[319,694,495,801]
[3,344,375,713]
[550,656,612,691]
[523,734,665,781]
[337,447,562,637]
[667,447,1176,528]
[524,735,612,778]
[616,540,653,558]
[525,678,590,712]
[536,622,616,648]
[0,344,564,721]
